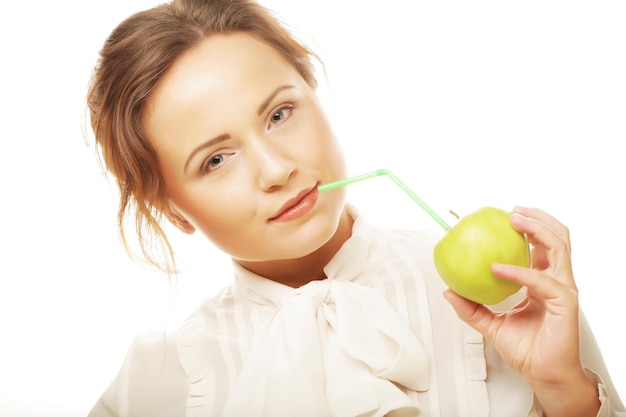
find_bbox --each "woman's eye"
[202,154,227,173]
[269,105,293,125]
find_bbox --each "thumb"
[444,289,494,336]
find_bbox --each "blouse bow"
[223,224,431,416]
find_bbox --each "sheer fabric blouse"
[89,207,625,417]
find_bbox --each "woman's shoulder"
[105,285,237,414]
[173,283,247,366]
[124,329,184,377]
[88,329,188,417]
[176,284,234,334]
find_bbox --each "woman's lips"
[269,185,319,222]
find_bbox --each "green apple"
[433,207,529,305]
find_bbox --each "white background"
[1,1,624,416]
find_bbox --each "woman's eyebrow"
[184,134,230,173]
[257,85,295,116]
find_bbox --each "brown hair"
[87,0,320,274]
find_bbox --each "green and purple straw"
[318,168,451,231]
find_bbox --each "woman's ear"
[166,203,196,234]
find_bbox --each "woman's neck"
[235,209,354,288]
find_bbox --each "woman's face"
[143,32,347,263]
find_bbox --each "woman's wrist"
[531,368,601,417]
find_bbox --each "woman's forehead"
[149,33,300,109]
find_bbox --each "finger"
[443,289,497,336]
[512,206,571,253]
[509,212,574,285]
[491,263,578,300]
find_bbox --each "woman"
[86,0,625,415]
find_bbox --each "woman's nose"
[250,137,297,192]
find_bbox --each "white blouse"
[89,207,625,417]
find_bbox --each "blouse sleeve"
[526,311,626,417]
[87,330,188,417]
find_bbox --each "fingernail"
[510,212,525,222]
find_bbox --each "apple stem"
[449,210,460,219]
[318,168,451,231]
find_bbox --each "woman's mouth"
[269,185,319,222]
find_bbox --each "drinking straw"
[318,168,451,231]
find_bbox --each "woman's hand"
[444,206,600,416]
